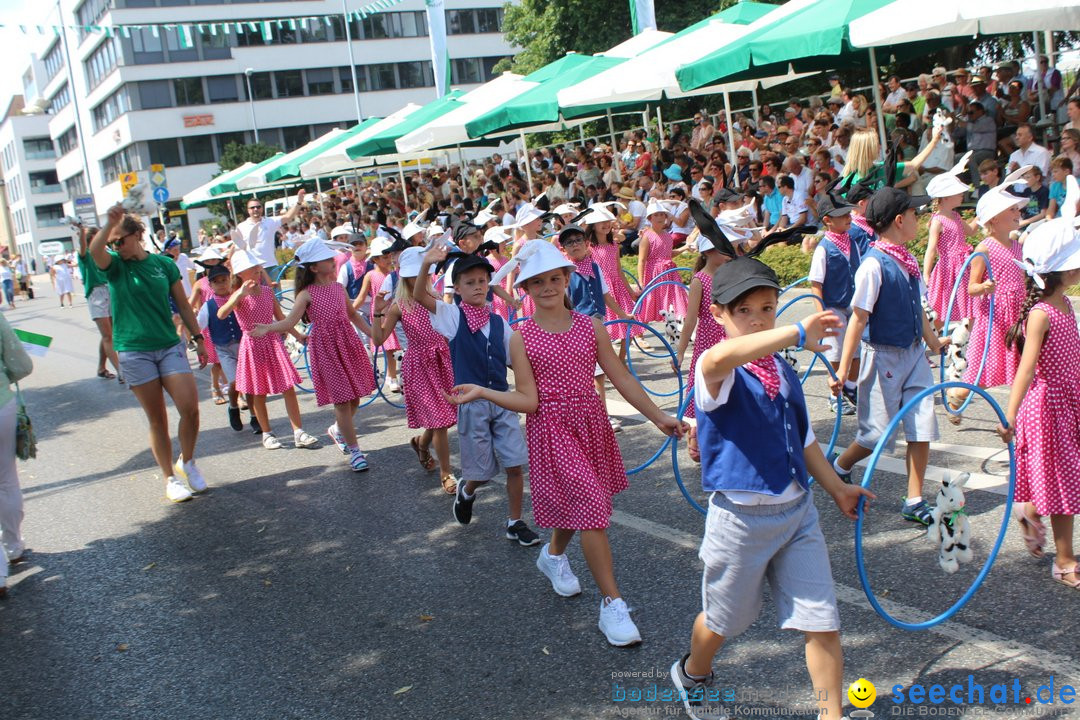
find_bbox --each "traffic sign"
[73,194,97,225]
[120,172,139,197]
[152,186,170,204]
[150,163,167,189]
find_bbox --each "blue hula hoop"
[779,276,810,296]
[773,293,827,387]
[619,318,683,400]
[667,350,842,514]
[374,345,405,409]
[604,318,683,476]
[776,292,826,318]
[630,280,690,359]
[641,266,694,292]
[356,345,384,409]
[854,381,1015,631]
[622,268,641,291]
[939,251,994,416]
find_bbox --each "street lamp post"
[243,68,260,144]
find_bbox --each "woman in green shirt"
[91,205,208,504]
[841,125,943,192]
[76,225,122,382]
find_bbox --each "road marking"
[609,506,1080,677]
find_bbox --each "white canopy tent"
[297,106,421,178]
[180,162,256,208]
[849,0,1080,46]
[235,129,347,191]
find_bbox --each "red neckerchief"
[744,355,780,400]
[873,241,920,277]
[572,256,595,278]
[461,303,490,334]
[824,230,851,257]
[851,212,875,237]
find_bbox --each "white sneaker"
[598,596,642,647]
[293,429,320,449]
[536,543,581,597]
[165,476,193,503]
[608,416,623,433]
[173,458,208,494]
[388,377,401,393]
[262,432,282,450]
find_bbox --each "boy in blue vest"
[559,224,631,429]
[196,264,246,431]
[335,230,368,301]
[669,257,873,720]
[829,188,949,525]
[414,244,540,547]
[808,193,861,416]
[843,182,878,255]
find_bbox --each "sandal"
[1051,563,1080,588]
[410,436,436,471]
[212,389,227,405]
[441,473,458,495]
[945,389,964,426]
[97,369,116,379]
[1012,504,1046,558]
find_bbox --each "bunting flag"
[629,0,656,34]
[0,0,408,38]
[425,0,450,98]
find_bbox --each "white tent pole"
[642,104,650,135]
[656,104,666,146]
[579,123,586,145]
[722,88,737,158]
[751,86,760,124]
[868,47,888,161]
[457,143,465,169]
[607,108,617,148]
[1033,32,1049,123]
[315,176,322,196]
[398,161,409,213]
[520,131,534,190]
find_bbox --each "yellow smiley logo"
[848,678,876,708]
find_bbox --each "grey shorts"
[699,491,840,638]
[855,340,939,451]
[820,307,849,363]
[216,340,241,383]
[458,398,527,482]
[118,342,191,388]
[88,285,111,321]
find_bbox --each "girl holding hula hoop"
[999,182,1080,588]
[90,206,208,504]
[923,152,980,331]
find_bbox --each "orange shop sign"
[183,114,214,128]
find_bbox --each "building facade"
[21,0,514,253]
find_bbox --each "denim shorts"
[118,342,191,388]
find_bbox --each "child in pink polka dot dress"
[448,239,685,647]
[999,213,1080,590]
[254,239,377,472]
[354,238,401,392]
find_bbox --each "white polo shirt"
[234,216,283,266]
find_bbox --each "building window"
[339,66,365,94]
[49,84,72,114]
[200,28,232,60]
[398,61,433,89]
[282,125,311,151]
[182,135,215,165]
[275,70,304,98]
[369,63,397,91]
[101,146,138,184]
[130,28,165,64]
[23,137,56,160]
[91,88,130,132]
[306,68,334,96]
[35,204,67,228]
[235,26,265,47]
[56,126,79,156]
[301,20,329,44]
[138,80,173,110]
[244,72,273,101]
[400,12,427,37]
[76,0,110,41]
[42,43,64,83]
[362,15,390,40]
[29,171,61,194]
[476,8,504,33]
[64,173,88,197]
[215,132,247,156]
[451,57,482,85]
[2,143,14,171]
[6,176,21,204]
[166,28,199,62]
[206,76,239,104]
[148,138,181,167]
[84,36,119,90]
[174,77,205,106]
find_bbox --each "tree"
[218,141,282,174]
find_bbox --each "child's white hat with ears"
[1016,175,1080,288]
[491,239,573,288]
[975,164,1032,227]
[925,151,973,198]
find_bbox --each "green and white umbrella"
[849,0,1080,46]
[346,90,466,160]
[181,162,257,209]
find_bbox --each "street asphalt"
[3,277,1080,720]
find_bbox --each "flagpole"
[867,47,888,161]
[520,131,533,190]
[398,161,409,213]
[342,0,364,123]
[606,109,617,148]
[722,88,737,158]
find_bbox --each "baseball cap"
[817,193,855,218]
[449,252,495,285]
[205,264,231,280]
[865,188,930,232]
[710,257,781,305]
[557,224,586,244]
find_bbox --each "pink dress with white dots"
[963,238,1025,387]
[685,270,726,419]
[367,268,402,353]
[487,254,511,321]
[197,276,218,365]
[1014,299,1080,515]
[637,227,688,322]
[305,282,375,406]
[927,211,974,321]
[232,286,301,396]
[591,242,643,341]
[399,301,457,430]
[518,312,628,530]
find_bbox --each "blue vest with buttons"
[698,359,810,495]
[848,222,875,256]
[449,306,509,391]
[864,247,923,348]
[205,296,243,346]
[820,236,860,310]
[342,263,365,300]
[568,263,605,318]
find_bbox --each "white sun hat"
[368,236,394,258]
[552,202,580,216]
[397,246,431,278]
[401,220,426,241]
[645,198,672,217]
[1018,175,1080,287]
[330,224,357,239]
[975,165,1032,227]
[511,203,546,228]
[579,206,617,224]
[510,239,575,287]
[925,151,973,199]
[473,208,499,226]
[230,249,264,274]
[484,226,511,245]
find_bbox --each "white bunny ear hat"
[1016,175,1080,289]
[491,239,573,288]
[975,164,1032,227]
[926,151,973,198]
